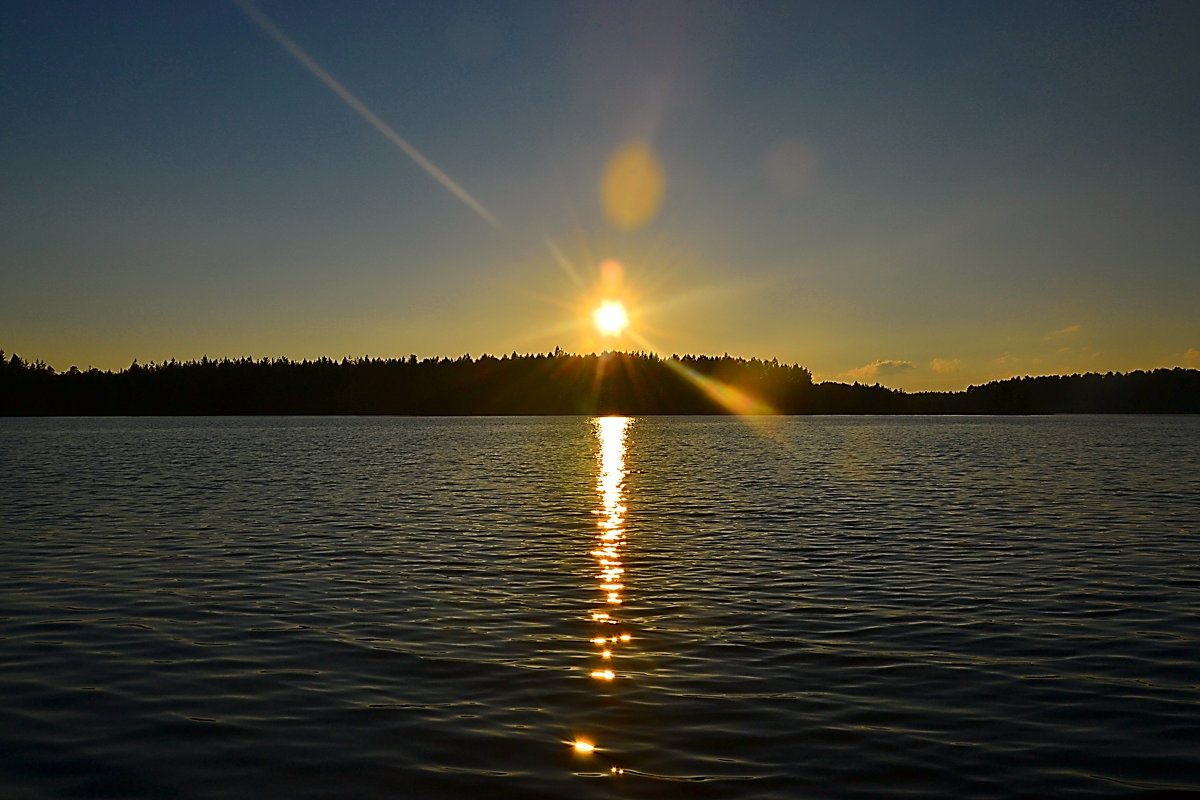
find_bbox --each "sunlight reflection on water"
[574,416,633,774]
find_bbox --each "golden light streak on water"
[588,416,632,685]
[566,418,634,771]
[234,0,500,230]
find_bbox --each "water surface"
[1,416,1198,798]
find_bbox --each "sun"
[593,301,629,336]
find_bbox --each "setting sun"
[593,301,629,336]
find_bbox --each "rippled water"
[1,415,1198,799]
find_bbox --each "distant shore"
[2,350,1197,415]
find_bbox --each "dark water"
[1,415,1198,799]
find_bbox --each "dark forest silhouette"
[1,349,1197,415]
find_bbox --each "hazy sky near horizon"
[3,0,1198,390]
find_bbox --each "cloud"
[930,357,961,374]
[1045,324,1082,340]
[1185,348,1200,368]
[845,359,915,381]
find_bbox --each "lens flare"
[235,0,499,229]
[599,259,624,291]
[601,141,665,230]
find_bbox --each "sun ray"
[626,330,777,416]
[542,236,585,288]
[234,0,500,230]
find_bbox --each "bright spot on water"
[573,740,595,753]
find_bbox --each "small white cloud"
[1045,324,1082,340]
[845,359,915,381]
[1184,348,1199,368]
[930,357,961,374]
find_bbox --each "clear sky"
[3,0,1198,391]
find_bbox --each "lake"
[1,415,1197,798]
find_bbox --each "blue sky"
[3,0,1197,389]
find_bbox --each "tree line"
[1,349,1196,415]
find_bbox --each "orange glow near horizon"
[667,359,776,415]
[624,329,778,416]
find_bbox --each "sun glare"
[593,301,629,336]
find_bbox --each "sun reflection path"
[573,416,634,773]
[591,416,632,672]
